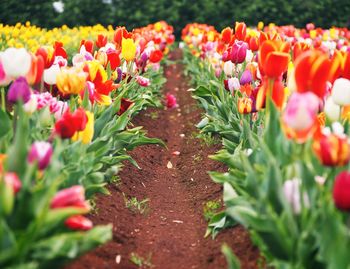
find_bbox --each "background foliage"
[1,0,350,35]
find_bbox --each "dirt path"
[66,49,259,269]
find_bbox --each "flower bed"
[0,21,175,268]
[182,22,350,268]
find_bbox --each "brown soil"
[66,49,259,269]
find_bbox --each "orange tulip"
[293,42,310,61]
[238,97,253,114]
[235,22,246,41]
[258,40,290,79]
[294,50,332,98]
[221,27,233,44]
[26,54,44,85]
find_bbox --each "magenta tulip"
[7,76,31,104]
[230,41,248,64]
[27,141,53,170]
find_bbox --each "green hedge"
[1,0,350,36]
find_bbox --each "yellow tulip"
[121,38,136,61]
[72,111,94,144]
[56,67,87,95]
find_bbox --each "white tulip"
[324,97,341,121]
[1,48,31,78]
[43,64,60,85]
[332,78,350,106]
[227,77,240,93]
[245,49,254,62]
[23,94,38,114]
[223,61,234,76]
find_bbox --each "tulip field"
[1,18,350,269]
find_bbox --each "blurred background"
[1,0,350,35]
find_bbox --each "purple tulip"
[7,76,31,104]
[28,141,53,170]
[115,68,123,83]
[240,70,253,85]
[141,52,149,63]
[230,41,248,64]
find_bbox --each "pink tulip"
[50,185,90,211]
[7,76,31,104]
[136,75,150,87]
[230,41,248,64]
[282,92,319,132]
[166,93,178,109]
[27,141,53,170]
[4,172,21,194]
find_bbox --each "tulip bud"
[324,97,341,121]
[333,171,350,210]
[238,97,252,114]
[283,92,319,132]
[166,93,178,109]
[235,22,247,41]
[43,64,60,85]
[1,48,31,78]
[4,172,21,194]
[27,141,53,170]
[215,68,222,78]
[283,178,310,214]
[117,98,134,115]
[230,41,248,64]
[7,76,31,104]
[240,70,253,85]
[51,185,90,211]
[65,215,93,231]
[23,94,38,114]
[223,61,234,76]
[136,76,150,87]
[331,78,350,106]
[227,77,240,92]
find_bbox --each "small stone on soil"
[115,255,121,264]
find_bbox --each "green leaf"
[222,244,241,269]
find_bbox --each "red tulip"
[65,215,93,231]
[149,50,163,63]
[80,40,94,55]
[313,133,350,166]
[166,93,178,109]
[221,27,233,44]
[106,49,121,70]
[54,108,88,139]
[96,34,108,48]
[333,171,350,210]
[117,98,134,115]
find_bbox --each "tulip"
[230,41,248,64]
[166,93,178,109]
[331,78,350,106]
[240,70,253,85]
[50,185,90,211]
[54,108,88,139]
[136,76,150,87]
[294,50,333,99]
[224,77,240,93]
[36,46,55,69]
[106,48,121,70]
[282,92,320,142]
[26,54,44,85]
[114,27,131,48]
[324,97,341,121]
[56,67,87,95]
[80,40,94,55]
[221,27,233,44]
[43,64,60,85]
[96,34,108,48]
[65,215,93,231]
[4,172,21,194]
[283,178,310,214]
[117,98,134,115]
[223,61,234,76]
[7,76,31,104]
[149,50,163,63]
[27,141,53,170]
[258,40,290,79]
[23,94,38,114]
[313,132,350,166]
[0,60,11,86]
[238,97,252,114]
[333,171,350,210]
[71,111,94,144]
[1,48,31,78]
[121,38,137,61]
[235,22,247,41]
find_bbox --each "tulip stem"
[1,87,5,112]
[13,104,18,134]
